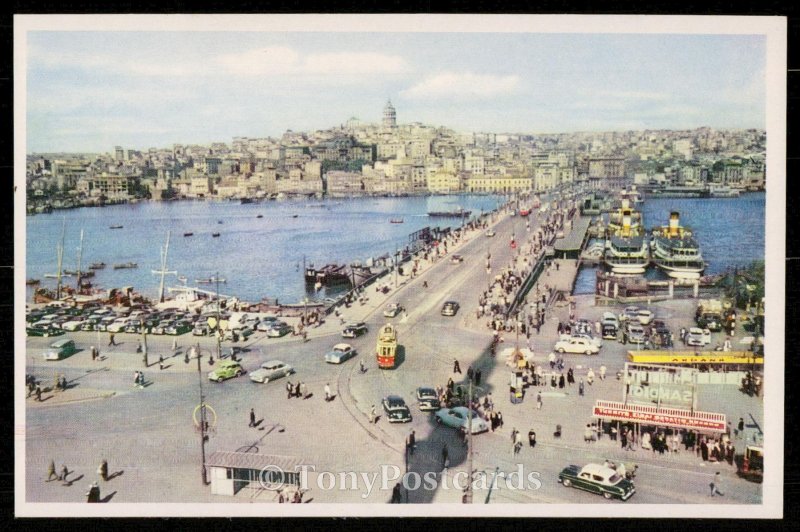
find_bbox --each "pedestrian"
[249,408,256,427]
[172,337,178,352]
[35,383,42,402]
[442,443,449,471]
[324,383,332,402]
[567,367,575,385]
[138,372,145,388]
[584,424,594,443]
[737,417,745,435]
[578,378,584,396]
[47,459,58,482]
[621,428,628,450]
[98,459,108,481]
[453,359,462,374]
[475,369,482,386]
[136,339,143,353]
[599,365,606,380]
[301,382,309,399]
[497,411,504,428]
[60,464,69,483]
[710,472,725,496]
[528,429,537,448]
[558,374,565,389]
[359,360,367,373]
[286,380,293,399]
[536,391,542,410]
[587,368,594,385]
[626,429,635,451]
[467,366,474,382]
[90,345,97,361]
[370,405,378,424]
[108,332,116,346]
[294,382,301,398]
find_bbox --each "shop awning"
[592,400,727,433]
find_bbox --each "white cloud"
[302,52,409,75]
[400,72,520,100]
[214,46,300,75]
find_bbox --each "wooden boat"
[390,218,404,224]
[26,278,40,285]
[211,232,221,237]
[183,232,194,237]
[113,262,138,269]
[109,225,123,229]
[89,262,106,269]
[256,214,264,219]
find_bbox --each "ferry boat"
[89,262,106,270]
[427,208,471,218]
[196,277,226,284]
[211,232,221,237]
[603,206,649,274]
[707,184,741,198]
[113,262,138,270]
[109,225,123,229]
[183,232,194,237]
[389,218,404,224]
[650,212,705,279]
[606,200,642,233]
[305,263,351,286]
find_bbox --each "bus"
[627,350,763,371]
[376,324,398,369]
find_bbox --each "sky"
[24,31,767,153]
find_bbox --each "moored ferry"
[650,212,705,279]
[603,204,649,274]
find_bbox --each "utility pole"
[215,273,221,361]
[395,246,399,288]
[464,377,474,503]
[56,218,66,300]
[188,344,210,485]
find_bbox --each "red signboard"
[593,402,726,433]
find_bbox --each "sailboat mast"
[158,231,171,303]
[75,229,84,290]
[56,218,66,300]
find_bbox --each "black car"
[697,313,723,332]
[382,395,412,423]
[441,301,460,317]
[342,322,368,338]
[416,387,440,411]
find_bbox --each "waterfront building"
[426,169,461,193]
[465,174,532,194]
[326,171,364,196]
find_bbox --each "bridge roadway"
[23,200,763,507]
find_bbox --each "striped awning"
[205,451,305,472]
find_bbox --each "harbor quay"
[24,190,764,505]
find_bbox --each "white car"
[554,337,600,355]
[106,317,131,333]
[61,318,86,331]
[383,303,403,318]
[485,229,496,237]
[324,343,357,364]
[618,306,640,322]
[559,333,602,348]
[636,309,655,325]
[249,360,294,383]
[434,406,489,434]
[686,327,712,347]
[601,312,619,329]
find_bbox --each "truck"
[695,299,725,332]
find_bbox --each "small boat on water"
[44,273,70,278]
[196,277,226,284]
[292,214,299,218]
[211,232,221,237]
[427,208,471,218]
[63,269,95,278]
[183,232,194,237]
[109,225,123,229]
[26,278,40,285]
[390,218,404,224]
[256,214,264,219]
[178,275,187,283]
[113,262,138,270]
[89,262,106,270]
[217,220,223,224]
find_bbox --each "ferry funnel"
[622,209,632,236]
[669,211,680,237]
[621,198,630,209]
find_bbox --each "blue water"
[573,192,765,294]
[26,195,504,303]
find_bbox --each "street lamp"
[185,343,214,485]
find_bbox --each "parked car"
[485,229,496,237]
[266,322,292,338]
[621,322,647,345]
[416,387,440,412]
[106,317,131,333]
[636,309,655,325]
[618,306,640,323]
[697,313,724,332]
[686,327,712,347]
[601,311,619,330]
[224,325,254,341]
[96,316,117,332]
[434,406,489,434]
[325,343,358,364]
[441,301,460,317]
[382,396,412,423]
[553,337,600,355]
[152,320,172,335]
[383,303,403,318]
[341,322,368,338]
[124,320,144,334]
[601,323,618,340]
[558,463,635,501]
[208,360,245,382]
[166,321,193,336]
[61,318,87,332]
[249,360,294,383]
[27,322,64,337]
[192,323,210,336]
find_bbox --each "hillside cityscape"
[26,100,766,214]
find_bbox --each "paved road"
[24,200,763,505]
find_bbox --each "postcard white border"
[14,13,786,518]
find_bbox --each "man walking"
[453,359,462,374]
[710,472,725,496]
[408,430,416,456]
[324,383,332,402]
[286,380,293,399]
[159,354,165,370]
[536,391,543,410]
[249,408,256,427]
[47,459,58,482]
[467,366,474,383]
[108,332,116,346]
[475,369,482,386]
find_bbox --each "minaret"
[382,99,397,128]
